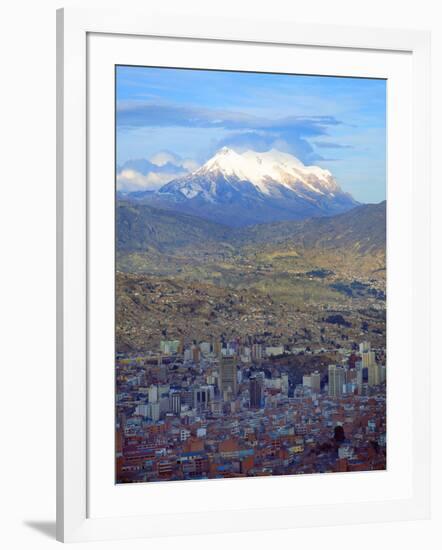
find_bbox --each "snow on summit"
[195,147,339,197]
[151,146,358,225]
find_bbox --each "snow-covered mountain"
[127,148,359,226]
[162,147,341,199]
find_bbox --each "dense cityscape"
[116,338,386,482]
[115,66,386,484]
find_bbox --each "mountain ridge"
[121,147,359,226]
[117,200,386,257]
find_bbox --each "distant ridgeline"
[116,200,386,260]
[117,148,359,227]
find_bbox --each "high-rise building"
[304,371,321,392]
[251,343,263,362]
[135,404,149,417]
[193,385,213,410]
[249,376,263,408]
[362,350,376,369]
[199,341,211,356]
[328,365,345,397]
[191,345,201,364]
[359,341,371,354]
[210,400,223,416]
[368,362,382,386]
[310,371,321,392]
[213,339,222,358]
[219,357,238,396]
[160,339,181,354]
[159,396,170,414]
[356,368,364,394]
[380,364,387,384]
[169,392,181,414]
[148,385,159,404]
[148,401,160,422]
[360,341,376,370]
[180,390,194,408]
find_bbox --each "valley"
[114,69,387,484]
[116,201,386,353]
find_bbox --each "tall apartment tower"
[368,363,382,386]
[251,343,263,362]
[310,371,321,392]
[362,350,376,369]
[193,385,213,410]
[360,341,376,370]
[359,341,371,354]
[249,376,263,408]
[178,337,184,355]
[191,344,201,364]
[328,365,345,398]
[356,368,364,394]
[148,384,159,404]
[219,357,238,397]
[213,339,222,358]
[169,392,181,414]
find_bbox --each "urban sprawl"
[116,338,386,483]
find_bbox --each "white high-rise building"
[359,341,371,354]
[148,385,159,404]
[199,341,211,356]
[135,404,149,417]
[148,401,160,422]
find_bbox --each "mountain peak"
[195,147,339,197]
[218,146,236,155]
[148,147,359,226]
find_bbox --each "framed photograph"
[57,7,431,542]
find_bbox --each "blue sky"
[116,66,386,203]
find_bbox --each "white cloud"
[116,168,185,192]
[149,150,200,173]
[117,150,201,192]
[149,151,181,167]
[181,158,199,172]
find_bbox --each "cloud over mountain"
[124,147,359,226]
[117,150,199,192]
[117,169,184,193]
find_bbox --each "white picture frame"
[56,7,431,543]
